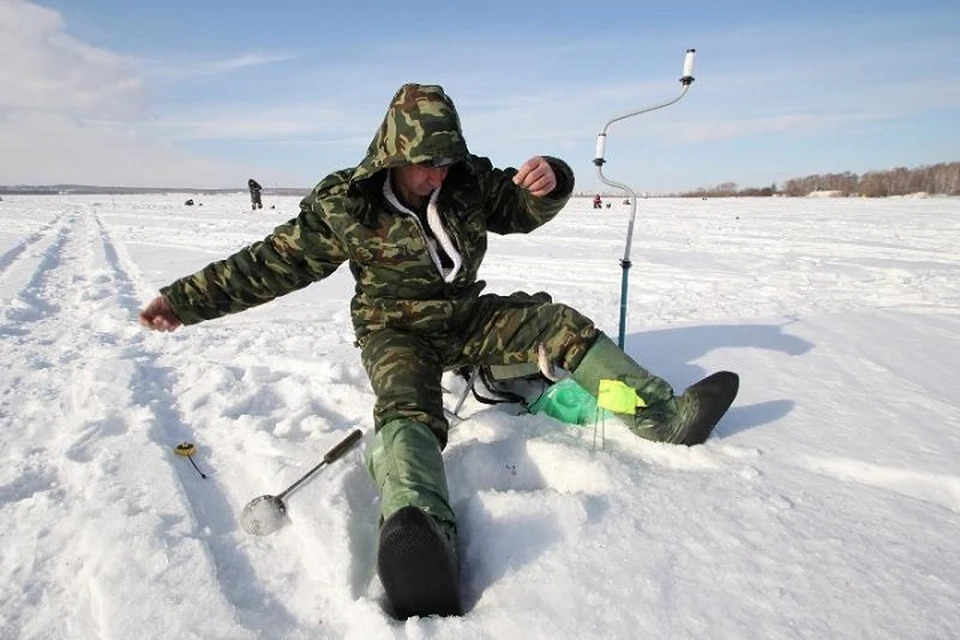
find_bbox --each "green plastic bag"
[529,378,601,426]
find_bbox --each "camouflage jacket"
[161,84,575,343]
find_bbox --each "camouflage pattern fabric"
[158,82,583,437]
[349,84,470,184]
[161,83,575,341]
[361,292,597,446]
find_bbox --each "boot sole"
[378,506,462,619]
[680,371,740,445]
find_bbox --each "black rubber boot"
[675,370,740,445]
[571,332,739,445]
[377,506,462,619]
[637,371,740,445]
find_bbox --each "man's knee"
[527,302,598,370]
[362,330,449,447]
[374,406,449,448]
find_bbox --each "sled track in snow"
[93,209,314,637]
[0,207,125,638]
[0,209,71,284]
[0,208,312,639]
[0,209,73,327]
[96,209,372,637]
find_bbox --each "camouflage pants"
[360,292,597,447]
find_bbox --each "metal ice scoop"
[240,429,363,535]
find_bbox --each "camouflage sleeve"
[160,194,349,325]
[480,155,575,235]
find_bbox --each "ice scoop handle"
[323,429,363,464]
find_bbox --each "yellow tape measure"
[174,442,207,478]
[175,442,196,457]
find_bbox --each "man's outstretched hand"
[513,156,557,197]
[139,295,182,332]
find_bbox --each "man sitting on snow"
[138,83,738,619]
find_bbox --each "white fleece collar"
[382,171,462,283]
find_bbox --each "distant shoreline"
[0,185,310,196]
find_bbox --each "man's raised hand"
[512,156,557,197]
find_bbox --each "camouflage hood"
[350,83,471,186]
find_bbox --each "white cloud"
[0,111,241,187]
[146,51,301,79]
[668,114,823,144]
[0,0,142,117]
[0,0,262,187]
[149,103,356,141]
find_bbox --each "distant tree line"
[679,161,960,198]
[680,182,777,198]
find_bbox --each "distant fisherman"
[248,178,263,210]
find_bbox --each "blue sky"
[2,0,958,192]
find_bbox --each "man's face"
[393,163,450,200]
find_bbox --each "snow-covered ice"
[0,193,958,639]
